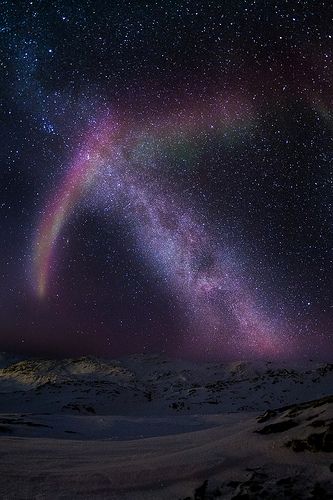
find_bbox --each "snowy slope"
[0,354,332,415]
[0,353,332,499]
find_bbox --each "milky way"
[34,97,291,358]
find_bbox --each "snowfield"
[0,353,332,498]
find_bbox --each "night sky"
[1,0,332,360]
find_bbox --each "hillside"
[0,353,332,498]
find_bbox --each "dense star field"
[0,1,332,359]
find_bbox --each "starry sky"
[0,0,332,360]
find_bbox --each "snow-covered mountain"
[0,353,332,499]
[0,353,332,415]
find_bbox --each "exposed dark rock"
[311,482,332,499]
[194,479,208,499]
[0,417,50,428]
[144,391,152,401]
[309,419,326,427]
[286,425,333,453]
[0,425,12,433]
[276,477,293,486]
[227,481,241,488]
[62,403,96,414]
[183,470,333,500]
[286,438,308,452]
[256,410,277,423]
[256,419,298,434]
[170,401,185,411]
[23,421,51,427]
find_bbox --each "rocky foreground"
[0,353,332,498]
